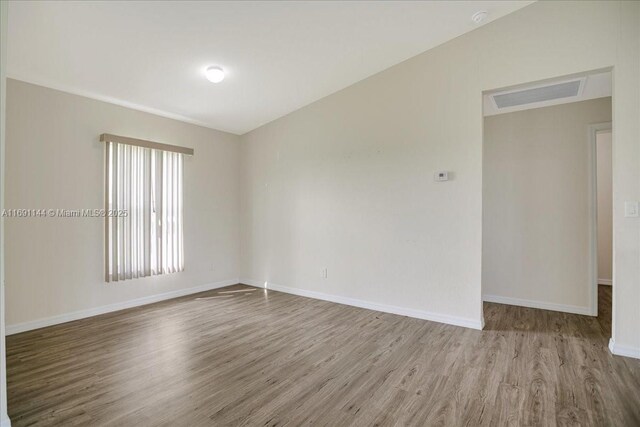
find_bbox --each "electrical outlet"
[321,268,328,279]
[434,171,449,182]
[624,201,639,218]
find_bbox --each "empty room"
[0,1,639,426]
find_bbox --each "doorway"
[481,69,613,330]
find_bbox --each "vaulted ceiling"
[8,1,532,134]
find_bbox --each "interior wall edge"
[5,75,240,136]
[0,414,11,427]
[0,0,10,425]
[240,278,484,331]
[609,338,640,360]
[482,294,594,317]
[5,278,240,336]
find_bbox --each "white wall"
[1,2,11,425]
[597,130,613,285]
[483,98,612,314]
[240,1,640,354]
[5,79,241,330]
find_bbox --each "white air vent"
[491,78,586,110]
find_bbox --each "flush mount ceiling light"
[471,10,488,24]
[205,66,225,83]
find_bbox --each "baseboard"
[598,278,612,286]
[483,294,592,316]
[240,278,483,330]
[609,338,640,359]
[240,278,266,289]
[6,278,239,335]
[0,413,11,427]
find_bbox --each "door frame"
[588,122,612,316]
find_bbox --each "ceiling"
[8,1,532,135]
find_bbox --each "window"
[104,136,187,282]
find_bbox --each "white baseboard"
[0,413,11,427]
[241,278,267,289]
[6,278,239,335]
[240,278,483,330]
[609,338,640,359]
[598,278,612,286]
[483,294,593,316]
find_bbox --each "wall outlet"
[624,201,639,218]
[434,171,449,182]
[321,268,328,278]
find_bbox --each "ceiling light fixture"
[205,66,225,83]
[471,10,488,24]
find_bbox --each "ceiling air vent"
[491,78,585,109]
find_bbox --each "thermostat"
[434,171,449,182]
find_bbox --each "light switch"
[624,201,639,218]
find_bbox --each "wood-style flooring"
[7,284,640,426]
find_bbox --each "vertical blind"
[105,141,184,282]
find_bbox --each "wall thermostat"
[434,171,449,182]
